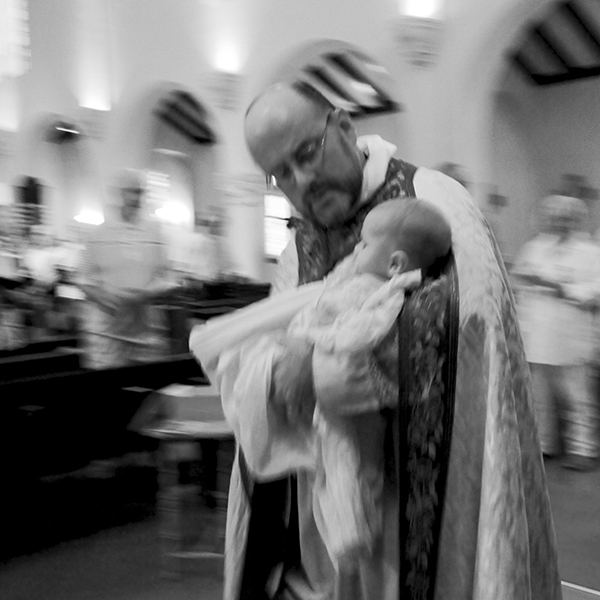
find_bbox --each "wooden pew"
[0,353,206,481]
[0,346,82,380]
[0,335,78,360]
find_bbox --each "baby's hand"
[270,337,316,426]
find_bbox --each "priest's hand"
[270,336,316,427]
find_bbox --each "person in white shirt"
[512,194,600,471]
[79,169,178,369]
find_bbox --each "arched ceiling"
[154,90,216,144]
[509,0,600,85]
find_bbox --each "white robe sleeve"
[188,283,324,481]
[215,335,316,481]
[189,281,324,381]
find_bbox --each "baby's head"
[354,198,452,279]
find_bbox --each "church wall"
[527,77,600,234]
[487,66,600,264]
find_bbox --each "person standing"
[215,82,561,600]
[513,194,600,471]
[79,168,177,369]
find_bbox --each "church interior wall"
[486,65,600,264]
[528,77,600,233]
[0,0,596,280]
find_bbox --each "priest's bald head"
[244,82,366,227]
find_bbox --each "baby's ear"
[388,250,409,276]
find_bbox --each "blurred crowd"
[0,223,85,349]
[0,169,225,367]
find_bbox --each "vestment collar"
[357,135,398,206]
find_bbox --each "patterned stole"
[396,255,459,600]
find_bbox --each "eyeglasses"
[266,108,337,189]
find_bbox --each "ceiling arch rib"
[510,0,600,85]
[297,71,360,114]
[154,90,216,144]
[533,24,576,70]
[295,50,401,118]
[562,0,600,57]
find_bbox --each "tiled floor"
[1,519,223,600]
[0,457,598,600]
[544,457,600,591]
[0,464,223,600]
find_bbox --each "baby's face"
[354,211,395,279]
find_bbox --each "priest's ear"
[388,250,409,277]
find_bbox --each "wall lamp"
[395,0,444,67]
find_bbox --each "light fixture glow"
[214,41,240,73]
[75,0,112,111]
[203,0,244,74]
[155,203,192,226]
[79,98,111,112]
[74,209,104,225]
[56,126,80,135]
[401,0,441,19]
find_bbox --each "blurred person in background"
[512,194,600,471]
[79,168,178,369]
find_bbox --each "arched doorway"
[146,87,221,277]
[108,83,224,278]
[446,0,600,259]
[487,0,600,262]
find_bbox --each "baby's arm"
[270,335,317,427]
[274,274,408,419]
[313,327,399,415]
[309,272,417,354]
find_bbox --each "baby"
[287,197,452,363]
[281,198,452,565]
[190,198,452,568]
